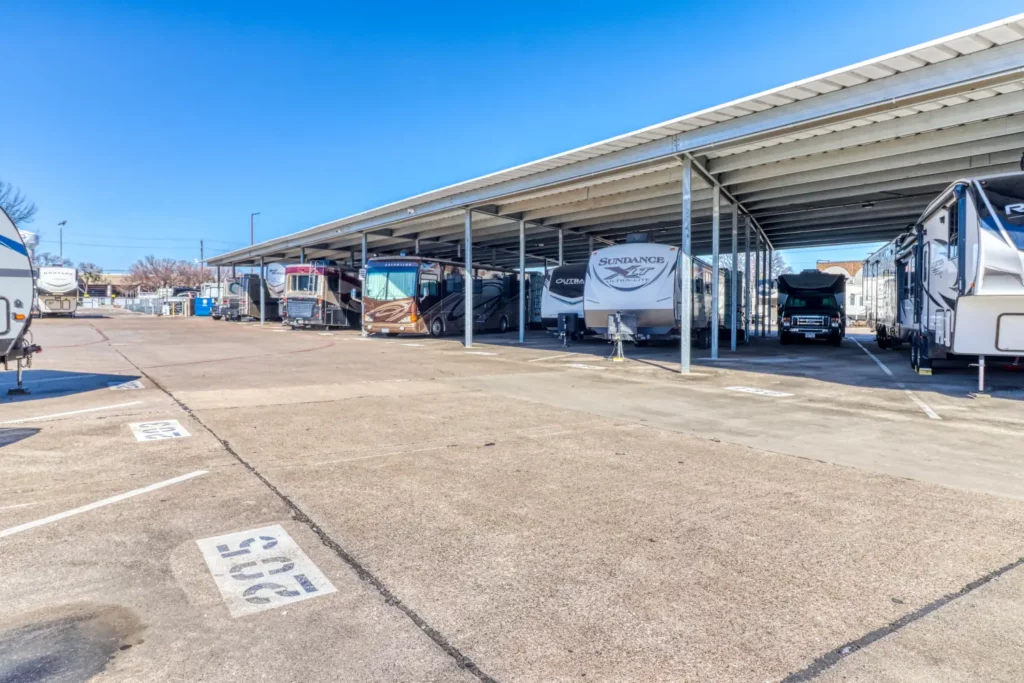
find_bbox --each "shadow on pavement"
[0,370,142,404]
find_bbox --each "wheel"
[831,334,842,347]
[910,334,919,371]
[498,316,509,333]
[780,332,790,345]
[386,332,400,338]
[430,317,444,337]
[634,339,648,348]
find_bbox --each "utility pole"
[200,239,204,265]
[58,220,67,262]
[250,212,260,274]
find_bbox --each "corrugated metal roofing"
[210,13,1024,267]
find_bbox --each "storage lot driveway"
[3,313,1024,682]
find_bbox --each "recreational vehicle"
[1,207,41,390]
[237,273,281,321]
[583,243,721,348]
[362,256,525,337]
[865,172,1024,377]
[36,267,79,317]
[777,271,845,346]
[540,263,587,332]
[283,262,361,329]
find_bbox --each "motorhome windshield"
[365,266,418,301]
[785,295,838,310]
[979,176,1024,250]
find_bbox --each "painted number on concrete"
[725,386,793,398]
[108,380,144,391]
[196,524,336,618]
[129,420,191,441]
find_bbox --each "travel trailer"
[36,267,79,317]
[362,256,525,336]
[1,207,41,392]
[238,273,281,321]
[865,172,1024,380]
[540,263,587,332]
[283,262,361,329]
[583,243,722,348]
[211,277,246,320]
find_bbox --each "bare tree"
[34,251,74,267]
[126,256,211,290]
[0,180,38,226]
[78,262,104,284]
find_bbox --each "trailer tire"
[831,333,842,347]
[697,328,712,349]
[910,334,920,371]
[429,318,444,337]
[499,316,509,334]
[780,332,790,345]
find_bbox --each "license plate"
[804,332,816,339]
[381,328,390,334]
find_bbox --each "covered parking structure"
[209,14,1024,372]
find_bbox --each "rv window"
[694,278,703,295]
[420,275,439,299]
[327,275,340,292]
[446,273,464,294]
[784,295,838,310]
[979,175,1024,250]
[291,274,319,292]
[947,205,959,261]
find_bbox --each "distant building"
[817,260,864,322]
[83,274,137,298]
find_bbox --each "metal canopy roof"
[209,14,1024,269]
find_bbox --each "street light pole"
[57,220,67,262]
[250,212,260,274]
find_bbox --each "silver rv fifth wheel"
[583,242,718,348]
[1,206,42,393]
[36,266,79,317]
[865,172,1024,381]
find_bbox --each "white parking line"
[0,401,144,425]
[0,470,208,539]
[527,353,576,363]
[0,502,37,513]
[851,337,893,377]
[465,351,497,356]
[905,390,942,420]
[401,343,424,347]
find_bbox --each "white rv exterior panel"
[584,243,679,336]
[0,208,34,359]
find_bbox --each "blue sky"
[3,1,1021,272]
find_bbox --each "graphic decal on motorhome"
[591,254,674,292]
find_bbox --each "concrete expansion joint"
[107,346,503,683]
[781,554,1024,682]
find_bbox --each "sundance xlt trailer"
[583,242,721,348]
[362,256,526,337]
[541,263,587,335]
[867,172,1024,386]
[283,262,361,329]
[223,274,281,321]
[777,271,846,346]
[36,267,79,317]
[1,207,42,394]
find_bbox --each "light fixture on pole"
[250,212,260,274]
[57,221,67,262]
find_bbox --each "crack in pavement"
[109,344,501,683]
[781,554,1024,681]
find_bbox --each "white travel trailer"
[583,243,717,347]
[1,207,41,393]
[540,263,587,331]
[36,266,79,317]
[865,172,1024,386]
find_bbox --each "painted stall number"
[196,524,336,617]
[108,380,145,391]
[128,420,191,442]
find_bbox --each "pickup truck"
[777,271,846,346]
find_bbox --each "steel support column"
[711,187,720,360]
[558,229,564,265]
[259,257,266,326]
[518,220,526,344]
[761,240,768,337]
[754,232,761,337]
[730,203,738,352]
[216,266,221,300]
[767,246,774,336]
[464,209,473,348]
[589,235,594,253]
[361,232,368,337]
[743,215,751,344]
[299,247,305,264]
[680,157,693,374]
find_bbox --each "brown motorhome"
[362,256,525,337]
[283,263,361,329]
